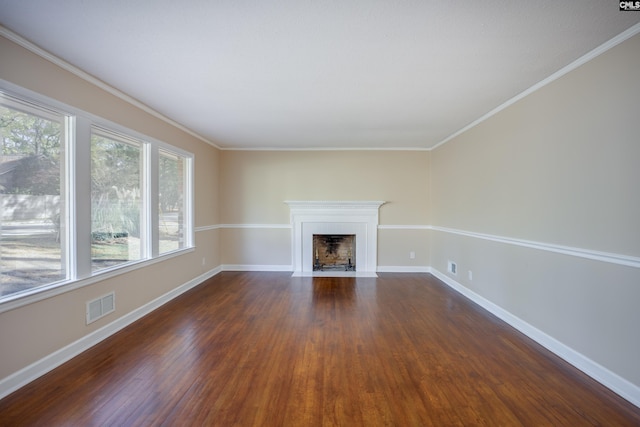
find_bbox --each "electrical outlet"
[409,251,415,259]
[468,270,473,281]
[202,257,206,266]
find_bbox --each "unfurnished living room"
[1,1,639,425]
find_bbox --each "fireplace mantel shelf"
[285,200,386,210]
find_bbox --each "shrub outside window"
[90,130,143,271]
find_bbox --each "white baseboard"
[222,264,292,272]
[0,266,222,401]
[430,268,640,409]
[223,265,432,275]
[377,266,431,273]
[292,271,378,277]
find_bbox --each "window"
[0,87,194,306]
[159,149,186,254]
[91,130,143,271]
[1,96,67,296]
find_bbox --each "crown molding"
[220,146,431,152]
[0,25,221,150]
[5,21,639,153]
[432,23,640,151]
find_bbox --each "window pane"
[0,101,65,298]
[91,132,142,271]
[158,149,185,254]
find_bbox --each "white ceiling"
[1,1,639,150]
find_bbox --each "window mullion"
[147,144,159,258]
[185,156,194,248]
[62,116,74,280]
[74,116,93,279]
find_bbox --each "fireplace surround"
[285,201,385,277]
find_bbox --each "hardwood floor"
[1,272,639,426]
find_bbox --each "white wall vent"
[447,260,457,275]
[86,292,115,324]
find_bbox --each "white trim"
[0,248,194,314]
[221,146,430,152]
[0,266,222,401]
[431,226,640,269]
[377,266,431,273]
[221,264,292,272]
[222,266,431,277]
[73,116,93,279]
[195,224,221,232]
[295,271,378,278]
[430,268,640,408]
[0,25,220,150]
[195,224,293,232]
[194,224,291,232]
[378,225,430,230]
[285,200,385,210]
[432,22,640,151]
[219,224,292,229]
[204,224,429,231]
[200,223,639,269]
[183,154,195,249]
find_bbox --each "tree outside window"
[0,89,194,304]
[159,149,185,254]
[0,101,65,297]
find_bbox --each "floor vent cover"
[86,292,115,324]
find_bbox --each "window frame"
[90,126,146,272]
[158,147,192,255]
[0,93,69,285]
[0,80,195,313]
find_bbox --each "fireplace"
[313,234,356,271]
[285,200,385,277]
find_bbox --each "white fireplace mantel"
[285,201,386,277]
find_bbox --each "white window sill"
[0,246,195,314]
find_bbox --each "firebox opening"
[313,234,356,271]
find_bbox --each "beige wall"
[0,36,221,380]
[219,150,430,267]
[219,150,430,224]
[430,34,640,387]
[377,228,429,268]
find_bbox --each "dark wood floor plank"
[1,272,639,426]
